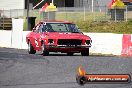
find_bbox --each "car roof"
[40,20,73,24]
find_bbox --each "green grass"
[75,20,132,34]
[56,12,110,21]
[23,19,132,34]
[23,11,132,33]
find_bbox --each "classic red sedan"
[26,21,92,56]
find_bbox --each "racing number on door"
[35,38,39,47]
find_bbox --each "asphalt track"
[0,47,132,88]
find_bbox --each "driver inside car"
[46,24,54,32]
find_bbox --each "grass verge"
[75,20,132,34]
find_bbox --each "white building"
[0,0,111,10]
[0,0,25,10]
[0,0,112,18]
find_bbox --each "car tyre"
[41,42,49,56]
[81,49,89,56]
[67,52,74,56]
[28,41,36,54]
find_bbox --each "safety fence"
[0,6,132,30]
[0,6,132,21]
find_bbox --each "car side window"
[34,24,42,33]
[42,25,46,32]
[45,23,55,32]
[38,24,43,33]
[42,24,48,32]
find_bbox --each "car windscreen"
[43,23,81,33]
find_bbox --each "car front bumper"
[48,45,91,48]
[46,45,91,52]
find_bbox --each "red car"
[26,21,92,56]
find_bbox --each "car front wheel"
[41,42,49,56]
[67,52,74,56]
[81,49,89,56]
[28,41,36,54]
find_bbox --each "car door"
[29,24,41,50]
[29,25,38,50]
[30,23,45,51]
[35,24,44,51]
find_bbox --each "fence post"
[65,7,67,21]
[92,0,94,12]
[16,9,20,18]
[84,6,86,21]
[0,10,1,29]
[3,9,4,30]
[48,12,49,20]
[125,6,128,22]
[10,9,11,18]
[115,8,117,22]
[11,26,13,47]
[93,8,95,21]
[105,5,107,21]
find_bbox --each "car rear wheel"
[81,49,89,56]
[67,52,74,56]
[28,41,36,54]
[41,42,49,56]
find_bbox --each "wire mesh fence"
[0,6,132,30]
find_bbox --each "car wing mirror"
[78,28,83,34]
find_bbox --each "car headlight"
[48,39,54,44]
[85,40,91,45]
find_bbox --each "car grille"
[57,39,82,46]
